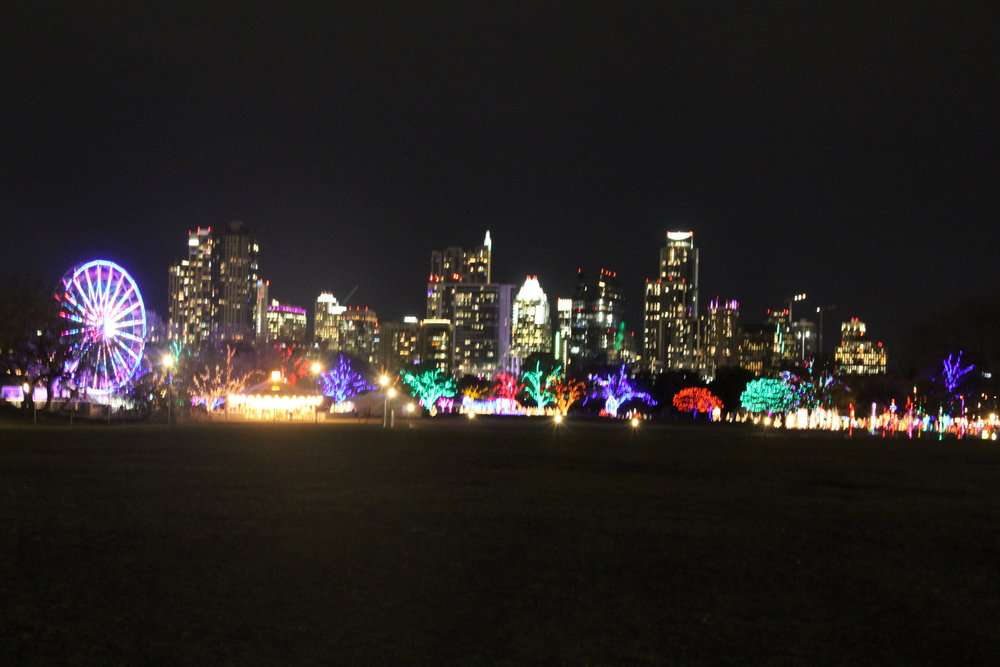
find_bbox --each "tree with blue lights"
[400,367,457,416]
[942,351,974,396]
[319,355,376,405]
[591,365,656,417]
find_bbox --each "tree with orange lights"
[672,387,723,419]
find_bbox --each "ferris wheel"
[55,260,147,395]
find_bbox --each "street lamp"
[815,305,836,361]
[310,362,322,423]
[163,354,174,425]
[23,382,36,425]
[380,375,392,428]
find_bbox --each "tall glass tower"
[643,231,699,371]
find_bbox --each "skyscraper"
[553,298,573,369]
[426,231,492,321]
[700,298,741,376]
[452,283,513,378]
[168,227,214,346]
[569,268,625,368]
[167,222,260,346]
[835,319,887,374]
[314,292,346,350]
[266,300,308,345]
[425,232,512,377]
[643,231,699,371]
[213,221,259,341]
[511,276,552,363]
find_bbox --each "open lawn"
[2,418,999,664]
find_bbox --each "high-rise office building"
[569,268,626,368]
[419,319,454,375]
[426,231,492,321]
[738,324,774,376]
[255,280,270,343]
[168,227,213,346]
[452,283,514,378]
[700,298,741,376]
[337,307,379,365]
[167,222,260,346]
[266,300,308,345]
[425,232,512,377]
[511,276,552,363]
[643,231,699,371]
[835,318,887,374]
[553,298,573,369]
[314,292,346,350]
[213,221,259,341]
[377,317,421,373]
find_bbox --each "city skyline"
[2,4,995,351]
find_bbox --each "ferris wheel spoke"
[107,269,125,311]
[85,267,100,310]
[111,283,135,315]
[112,298,141,323]
[74,275,98,315]
[115,330,144,345]
[109,346,129,378]
[111,333,141,360]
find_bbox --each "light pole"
[380,375,390,428]
[163,354,174,425]
[310,362,322,423]
[23,383,36,425]
[815,305,836,361]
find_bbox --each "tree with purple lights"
[590,365,656,417]
[942,351,974,396]
[320,355,376,405]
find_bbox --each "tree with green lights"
[740,378,795,414]
[399,367,457,416]
[521,361,561,413]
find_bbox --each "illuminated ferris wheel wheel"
[55,260,147,395]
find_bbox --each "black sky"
[2,2,997,352]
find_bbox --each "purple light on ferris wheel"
[55,260,146,395]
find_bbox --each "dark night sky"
[2,2,997,353]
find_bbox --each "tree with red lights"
[672,387,723,419]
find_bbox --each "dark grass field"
[2,417,1000,664]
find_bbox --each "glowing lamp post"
[310,362,322,423]
[380,375,391,428]
[163,354,174,425]
[23,382,36,425]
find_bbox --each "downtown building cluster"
[167,225,886,379]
